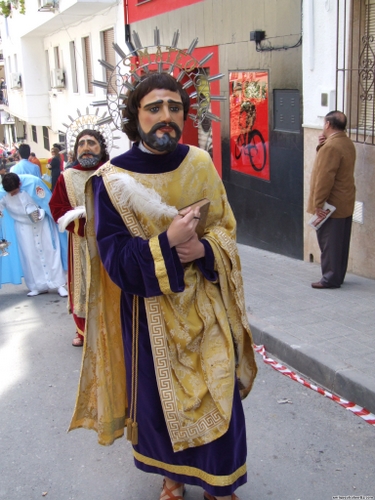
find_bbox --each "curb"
[248,314,375,416]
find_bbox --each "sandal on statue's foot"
[72,334,83,347]
[160,479,185,500]
[203,493,240,500]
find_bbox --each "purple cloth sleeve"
[196,238,218,282]
[92,176,185,297]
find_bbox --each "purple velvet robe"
[92,144,247,496]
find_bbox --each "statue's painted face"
[77,135,102,167]
[137,89,184,154]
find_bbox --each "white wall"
[1,0,129,159]
[302,0,338,128]
[42,2,129,158]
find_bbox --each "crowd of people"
[0,142,49,177]
[0,173,68,297]
[0,142,21,171]
[0,141,72,186]
[0,136,99,348]
[0,142,70,297]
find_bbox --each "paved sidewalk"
[238,244,375,415]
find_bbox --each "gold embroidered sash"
[63,168,94,318]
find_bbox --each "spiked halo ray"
[91,27,226,131]
[62,107,122,154]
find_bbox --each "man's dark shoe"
[311,281,340,289]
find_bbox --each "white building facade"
[0,0,129,159]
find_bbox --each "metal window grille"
[336,0,375,144]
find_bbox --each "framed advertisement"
[229,71,270,181]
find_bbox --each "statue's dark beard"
[78,153,101,168]
[138,122,182,153]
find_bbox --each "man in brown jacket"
[307,110,356,289]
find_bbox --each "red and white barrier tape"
[253,344,375,426]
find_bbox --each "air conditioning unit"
[39,0,58,10]
[10,73,22,89]
[51,68,65,89]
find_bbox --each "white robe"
[0,191,66,292]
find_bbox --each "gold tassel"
[131,422,138,445]
[126,418,133,441]
[127,296,140,445]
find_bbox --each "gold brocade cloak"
[63,168,93,319]
[69,146,257,451]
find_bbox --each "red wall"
[128,0,203,23]
[179,46,222,177]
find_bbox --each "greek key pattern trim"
[64,168,92,208]
[101,164,145,239]
[145,295,224,447]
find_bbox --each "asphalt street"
[0,281,374,500]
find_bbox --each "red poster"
[229,71,270,181]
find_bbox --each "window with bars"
[82,36,93,94]
[42,126,50,151]
[101,28,116,95]
[336,0,375,144]
[31,125,37,143]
